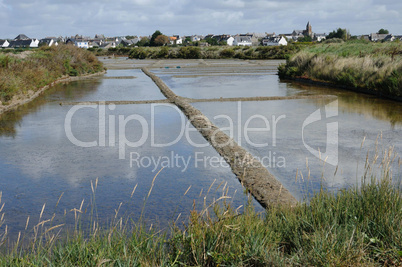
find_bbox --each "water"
[45,69,165,102]
[152,60,307,99]
[0,58,401,238]
[0,67,260,238]
[193,98,402,200]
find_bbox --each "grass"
[97,45,302,60]
[0,45,104,104]
[0,147,399,266]
[278,41,402,99]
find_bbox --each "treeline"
[278,40,402,99]
[96,45,301,60]
[0,45,104,104]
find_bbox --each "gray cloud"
[1,0,401,38]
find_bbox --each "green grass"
[0,45,104,104]
[278,41,402,99]
[0,148,400,266]
[304,40,402,58]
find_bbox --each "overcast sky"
[1,0,401,39]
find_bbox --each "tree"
[154,35,169,46]
[184,37,192,45]
[297,35,312,42]
[205,37,218,46]
[137,37,150,47]
[150,30,163,46]
[378,29,389,34]
[327,28,350,40]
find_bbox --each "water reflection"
[193,99,401,200]
[153,64,305,99]
[0,67,261,238]
[1,59,401,239]
[0,80,100,137]
[288,81,402,127]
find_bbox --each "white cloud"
[0,0,402,38]
[222,0,245,8]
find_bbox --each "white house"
[314,33,326,42]
[66,38,89,48]
[262,36,288,46]
[233,35,252,46]
[8,39,39,48]
[169,36,183,45]
[76,40,89,48]
[383,34,396,42]
[30,39,39,48]
[39,38,58,47]
[282,34,293,41]
[191,35,203,42]
[222,36,234,46]
[0,40,10,48]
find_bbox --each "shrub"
[156,46,170,58]
[178,46,201,59]
[219,48,235,58]
[128,48,149,59]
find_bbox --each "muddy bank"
[142,67,297,207]
[59,95,335,106]
[0,71,106,117]
[281,76,402,102]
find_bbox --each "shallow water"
[193,98,402,200]
[152,61,307,99]
[0,66,261,238]
[44,69,166,102]
[0,58,401,238]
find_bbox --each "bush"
[128,48,149,59]
[156,46,170,58]
[219,48,235,58]
[178,46,201,59]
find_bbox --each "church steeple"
[306,21,312,37]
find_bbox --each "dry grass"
[0,147,399,265]
[0,45,104,104]
[279,42,402,98]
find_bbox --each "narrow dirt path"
[58,95,335,106]
[142,67,298,208]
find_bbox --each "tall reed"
[0,147,399,266]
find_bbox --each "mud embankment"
[0,71,106,116]
[59,95,335,106]
[142,67,298,207]
[281,76,402,102]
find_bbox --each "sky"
[0,0,401,39]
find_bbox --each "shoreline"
[0,70,106,116]
[280,76,402,102]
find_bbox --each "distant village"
[0,22,400,50]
